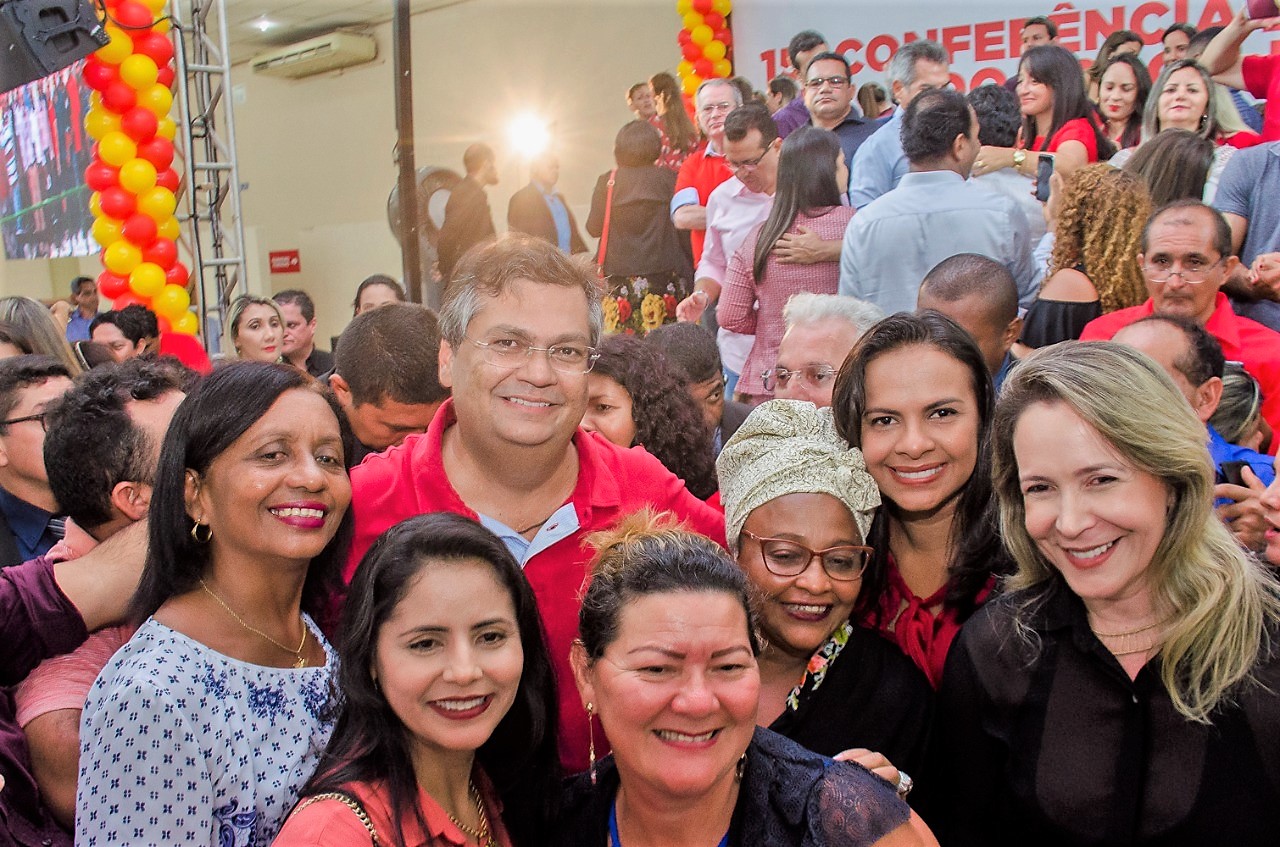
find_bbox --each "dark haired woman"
[581,334,719,499]
[718,127,853,405]
[973,45,1115,184]
[831,312,1012,687]
[352,274,406,317]
[275,513,561,847]
[1097,53,1151,151]
[1121,128,1216,206]
[649,72,698,172]
[76,363,353,845]
[1086,29,1143,102]
[587,120,693,335]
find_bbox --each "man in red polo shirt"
[1201,4,1280,142]
[344,234,725,773]
[1080,200,1280,442]
[671,78,739,263]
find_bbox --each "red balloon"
[114,2,152,28]
[82,57,116,92]
[133,31,174,65]
[155,167,180,191]
[120,106,158,142]
[102,79,137,112]
[99,186,136,218]
[97,270,129,300]
[155,65,175,88]
[716,28,732,47]
[136,137,174,169]
[165,262,189,288]
[704,12,723,29]
[694,58,714,78]
[85,161,120,192]
[156,314,172,333]
[111,291,148,310]
[677,28,692,46]
[682,42,702,61]
[142,237,177,269]
[122,212,158,246]
[693,0,713,12]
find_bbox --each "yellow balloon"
[89,91,103,110]
[97,131,137,167]
[678,60,695,79]
[151,284,190,320]
[682,74,701,96]
[103,240,142,275]
[173,311,198,335]
[703,40,727,62]
[84,108,120,141]
[682,12,703,31]
[676,0,693,13]
[713,0,731,14]
[92,215,123,247]
[96,26,133,65]
[152,17,171,35]
[119,54,160,91]
[691,24,714,46]
[713,58,733,78]
[89,192,102,217]
[119,158,158,194]
[141,0,168,12]
[156,216,181,241]
[156,117,177,141]
[137,84,173,119]
[137,186,177,221]
[128,262,166,298]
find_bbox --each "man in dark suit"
[506,152,587,254]
[437,143,498,281]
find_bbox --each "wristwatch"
[1012,149,1027,170]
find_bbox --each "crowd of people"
[6,4,1280,846]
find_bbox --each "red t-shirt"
[674,142,731,263]
[1243,53,1280,142]
[1032,117,1100,162]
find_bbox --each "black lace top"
[555,727,911,846]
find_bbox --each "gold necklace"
[199,579,309,668]
[1089,615,1172,658]
[444,779,496,847]
[1089,615,1172,639]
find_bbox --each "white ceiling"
[217,0,468,65]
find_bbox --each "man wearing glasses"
[671,78,741,264]
[804,52,885,194]
[345,234,725,773]
[0,356,71,568]
[1081,200,1280,439]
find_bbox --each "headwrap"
[716,399,880,547]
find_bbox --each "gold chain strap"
[296,791,381,845]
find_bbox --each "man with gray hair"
[767,292,884,407]
[345,233,725,775]
[671,77,742,263]
[848,40,951,209]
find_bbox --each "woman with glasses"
[718,399,934,781]
[717,127,853,405]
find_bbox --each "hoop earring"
[586,702,597,785]
[190,521,212,543]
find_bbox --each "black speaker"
[0,0,108,94]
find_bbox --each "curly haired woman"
[1020,165,1151,349]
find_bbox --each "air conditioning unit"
[250,32,377,79]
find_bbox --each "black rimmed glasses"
[1142,256,1224,283]
[0,411,47,432]
[741,529,872,581]
[805,75,850,90]
[760,364,837,392]
[464,335,600,374]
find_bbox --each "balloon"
[84,107,121,141]
[99,186,136,218]
[128,262,166,297]
[142,237,177,269]
[136,137,174,169]
[151,284,190,320]
[133,30,174,65]
[677,60,695,79]
[98,131,136,167]
[691,24,714,46]
[682,42,702,61]
[119,158,158,194]
[98,271,129,300]
[713,0,731,14]
[102,79,137,112]
[717,28,732,47]
[154,167,180,192]
[677,28,692,46]
[173,311,198,335]
[137,83,173,118]
[103,240,142,275]
[136,186,176,220]
[156,314,172,334]
[155,65,175,88]
[89,191,102,216]
[122,212,158,246]
[682,12,703,31]
[676,0,693,13]
[156,117,176,141]
[704,12,723,29]
[92,215,123,247]
[694,0,714,12]
[141,0,169,13]
[157,216,181,241]
[114,1,152,28]
[120,54,159,91]
[96,26,133,65]
[682,74,701,96]
[84,161,120,192]
[82,58,116,92]
[703,39,726,61]
[110,291,148,310]
[120,106,158,142]
[713,58,733,78]
[165,262,189,288]
[694,58,714,78]
[152,16,171,35]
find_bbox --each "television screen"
[0,60,94,260]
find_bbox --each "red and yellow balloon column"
[676,0,733,109]
[81,0,197,335]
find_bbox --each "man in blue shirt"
[63,276,98,342]
[507,152,586,255]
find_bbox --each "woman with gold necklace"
[926,342,1280,845]
[77,362,354,846]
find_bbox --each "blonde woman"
[927,341,1280,845]
[225,295,285,363]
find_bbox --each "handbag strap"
[296,791,381,845]
[597,168,617,277]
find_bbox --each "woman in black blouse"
[926,342,1280,845]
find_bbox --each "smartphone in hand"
[1034,154,1054,203]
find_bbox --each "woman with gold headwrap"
[717,400,934,784]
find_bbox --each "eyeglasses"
[1143,256,1223,283]
[0,411,46,431]
[698,102,735,116]
[727,147,772,174]
[741,529,872,581]
[805,75,850,90]
[465,335,600,374]
[760,364,837,392]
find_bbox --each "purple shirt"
[1,557,87,847]
[773,96,811,139]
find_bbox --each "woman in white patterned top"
[76,362,354,846]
